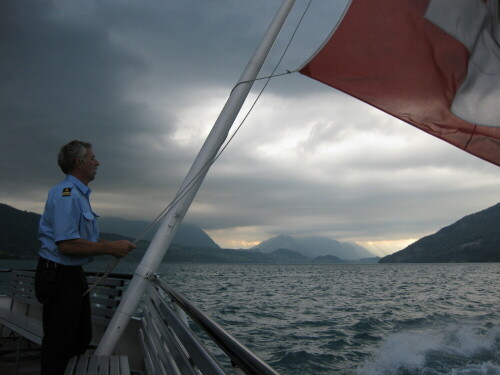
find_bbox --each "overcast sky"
[1,0,499,256]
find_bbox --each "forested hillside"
[380,203,500,263]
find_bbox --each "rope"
[84,0,313,296]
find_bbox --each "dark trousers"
[35,257,92,375]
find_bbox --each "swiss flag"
[300,0,500,166]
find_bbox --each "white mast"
[96,0,296,355]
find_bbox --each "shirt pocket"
[81,211,98,241]
[83,212,95,221]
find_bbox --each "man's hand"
[106,240,136,258]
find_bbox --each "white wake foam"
[357,324,500,375]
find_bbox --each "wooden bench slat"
[89,287,123,298]
[110,356,121,375]
[8,294,39,307]
[97,356,109,375]
[15,274,35,283]
[91,305,117,318]
[9,271,34,282]
[119,356,130,375]
[75,355,90,375]
[14,270,36,277]
[87,355,100,374]
[12,285,35,294]
[64,357,78,375]
[91,314,113,327]
[86,277,125,287]
[91,296,121,308]
[64,355,130,375]
[9,285,37,294]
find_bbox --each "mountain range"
[0,203,375,263]
[1,202,498,263]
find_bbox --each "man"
[35,140,136,375]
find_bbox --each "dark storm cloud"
[1,1,164,184]
[1,1,498,254]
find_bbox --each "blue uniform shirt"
[38,175,98,266]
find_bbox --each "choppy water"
[2,261,499,374]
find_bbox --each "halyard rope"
[85,0,313,296]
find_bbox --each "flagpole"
[96,0,296,355]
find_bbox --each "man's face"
[79,148,100,182]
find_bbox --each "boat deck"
[1,269,280,375]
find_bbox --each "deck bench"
[86,274,127,329]
[0,270,43,374]
[0,269,130,374]
[0,270,128,344]
[0,270,43,344]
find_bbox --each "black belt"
[39,257,80,269]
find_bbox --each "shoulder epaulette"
[62,187,72,197]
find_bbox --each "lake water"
[2,260,499,375]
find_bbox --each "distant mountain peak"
[97,217,220,248]
[253,235,305,254]
[253,234,375,260]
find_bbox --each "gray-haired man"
[35,140,136,375]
